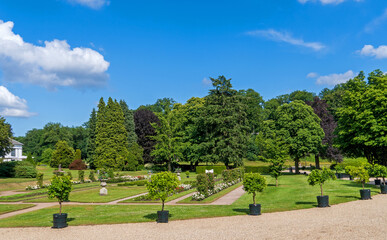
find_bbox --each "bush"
[69,159,87,170]
[340,158,368,168]
[196,173,215,197]
[196,166,226,175]
[346,166,369,189]
[89,170,96,182]
[118,180,148,186]
[244,166,270,174]
[15,161,37,178]
[222,168,244,183]
[78,170,85,183]
[307,168,336,196]
[107,169,115,179]
[36,173,44,187]
[50,140,75,168]
[47,175,72,214]
[0,161,17,177]
[147,171,179,211]
[66,171,73,180]
[243,173,267,205]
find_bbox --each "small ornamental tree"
[89,170,96,182]
[78,170,85,183]
[243,173,267,205]
[146,172,179,211]
[347,166,370,189]
[372,164,387,185]
[307,168,336,196]
[269,159,285,187]
[36,173,44,188]
[47,175,73,215]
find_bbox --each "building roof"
[11,139,23,146]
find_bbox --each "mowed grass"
[24,186,147,203]
[120,188,196,203]
[0,174,380,227]
[0,204,35,215]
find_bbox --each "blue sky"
[0,0,387,136]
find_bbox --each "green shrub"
[340,158,368,168]
[307,168,336,196]
[15,161,37,178]
[243,173,267,205]
[0,161,17,177]
[78,170,85,183]
[196,173,209,197]
[36,173,44,187]
[372,164,387,184]
[66,171,73,180]
[47,175,72,214]
[89,170,96,182]
[196,166,226,175]
[107,169,115,179]
[244,166,270,174]
[222,168,244,183]
[346,166,369,189]
[146,171,179,211]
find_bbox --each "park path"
[0,190,28,197]
[1,194,387,240]
[210,186,244,205]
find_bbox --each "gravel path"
[210,186,244,205]
[1,194,386,240]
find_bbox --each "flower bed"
[25,179,93,190]
[191,179,241,201]
[131,183,193,201]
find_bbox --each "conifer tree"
[86,108,97,168]
[119,100,137,147]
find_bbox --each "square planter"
[317,195,329,207]
[157,210,169,223]
[380,184,387,194]
[360,189,371,200]
[52,213,68,229]
[249,204,261,216]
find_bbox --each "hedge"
[244,166,270,174]
[196,166,226,175]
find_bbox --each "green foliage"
[222,168,244,183]
[86,108,97,168]
[335,70,387,165]
[95,97,129,170]
[346,166,369,189]
[372,164,387,181]
[244,166,270,174]
[41,148,54,164]
[146,171,179,211]
[78,170,85,183]
[50,140,75,168]
[107,169,115,179]
[66,171,73,180]
[25,153,36,166]
[196,173,215,197]
[269,159,285,186]
[47,175,73,214]
[119,100,137,147]
[36,173,44,187]
[308,168,336,196]
[237,89,265,133]
[74,149,82,160]
[88,170,96,182]
[0,116,13,157]
[185,171,190,177]
[14,161,37,178]
[196,166,226,175]
[243,173,267,205]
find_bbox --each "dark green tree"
[0,116,12,157]
[119,100,137,147]
[51,140,75,168]
[86,108,97,168]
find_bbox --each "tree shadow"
[232,208,249,215]
[295,201,316,207]
[268,184,276,187]
[67,218,75,222]
[336,195,360,200]
[144,213,173,221]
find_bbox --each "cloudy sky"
[0,0,387,136]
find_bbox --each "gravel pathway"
[1,194,386,240]
[210,186,244,205]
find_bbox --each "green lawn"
[0,174,380,227]
[120,188,196,203]
[24,186,147,203]
[0,204,35,215]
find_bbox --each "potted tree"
[334,165,344,179]
[243,173,267,215]
[47,175,73,228]
[347,166,371,200]
[146,171,179,223]
[269,159,285,187]
[307,168,336,207]
[373,164,387,194]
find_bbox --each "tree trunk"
[295,158,300,174]
[59,201,62,215]
[162,200,165,211]
[276,178,278,187]
[168,160,171,172]
[320,184,323,196]
[362,181,365,189]
[253,192,256,205]
[315,154,320,169]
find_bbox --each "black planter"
[374,179,381,185]
[52,213,67,229]
[157,210,169,223]
[360,189,371,200]
[380,184,387,194]
[249,204,261,216]
[317,195,330,208]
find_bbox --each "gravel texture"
[1,194,386,240]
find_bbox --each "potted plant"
[365,163,380,185]
[185,171,190,178]
[373,164,387,194]
[307,168,336,207]
[243,173,267,215]
[146,171,179,223]
[47,175,73,228]
[347,166,371,200]
[334,165,344,179]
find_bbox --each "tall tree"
[134,109,159,164]
[306,97,342,168]
[273,100,324,173]
[0,116,12,157]
[95,97,129,169]
[138,98,176,113]
[51,140,75,168]
[86,108,97,168]
[335,70,387,166]
[196,76,249,167]
[119,100,137,147]
[238,89,264,134]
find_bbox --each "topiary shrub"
[36,173,44,187]
[66,172,73,180]
[88,170,96,182]
[147,171,179,211]
[15,161,37,178]
[47,175,72,215]
[307,168,336,196]
[68,159,87,170]
[78,170,85,183]
[0,161,17,177]
[243,173,267,205]
[346,166,369,189]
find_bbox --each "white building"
[3,139,27,162]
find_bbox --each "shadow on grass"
[335,195,359,199]
[232,208,249,215]
[144,213,173,221]
[295,201,316,207]
[67,218,75,222]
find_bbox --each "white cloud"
[0,86,36,117]
[246,29,325,51]
[0,20,110,90]
[67,0,110,9]
[298,0,361,5]
[309,70,355,85]
[359,45,387,59]
[364,9,387,33]
[202,77,212,86]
